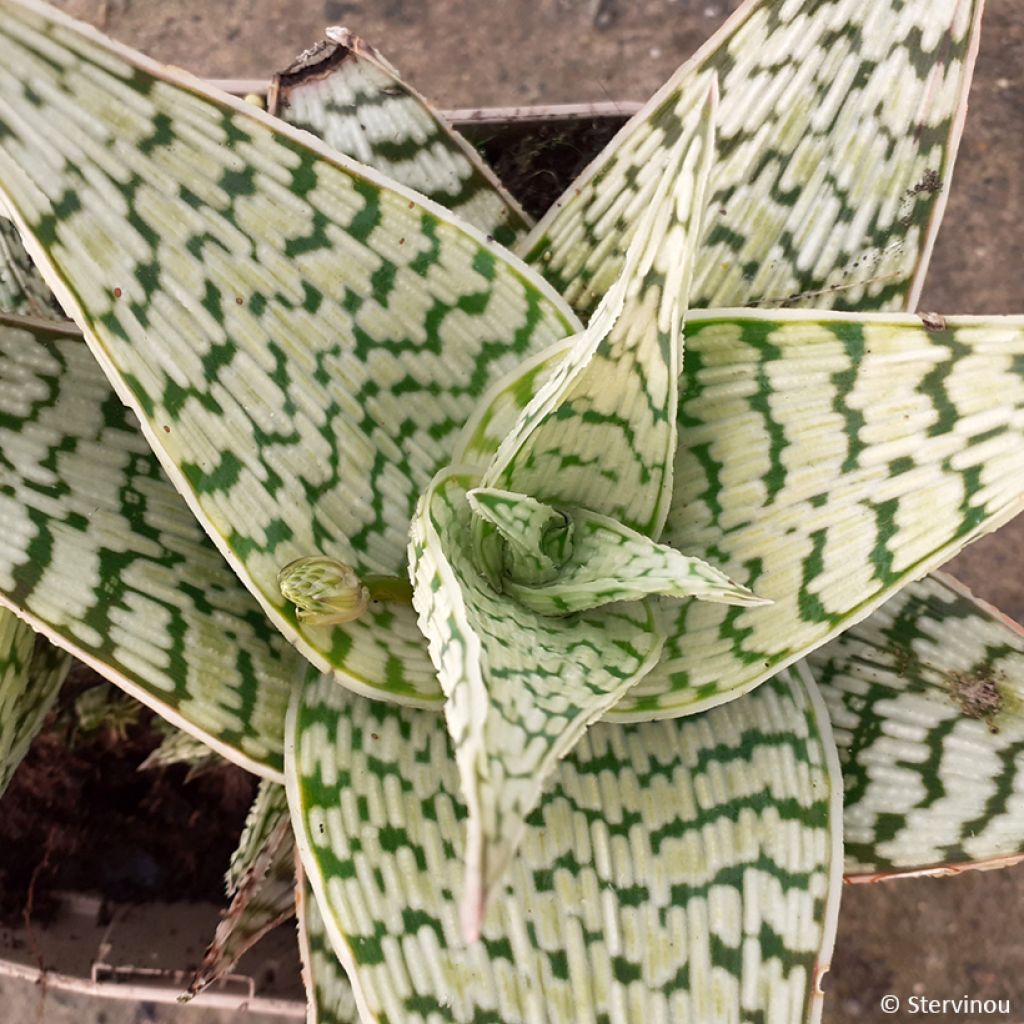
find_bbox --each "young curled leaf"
[409,467,664,938]
[468,486,766,615]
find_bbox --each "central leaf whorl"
[468,487,574,591]
[466,486,767,618]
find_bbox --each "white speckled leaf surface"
[810,574,1024,877]
[0,316,294,776]
[288,663,842,1024]
[0,0,580,708]
[0,607,69,795]
[523,0,982,317]
[269,29,530,247]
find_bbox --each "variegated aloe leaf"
[287,663,842,1024]
[0,0,581,709]
[226,777,291,897]
[633,310,1024,717]
[522,0,983,316]
[468,487,764,615]
[187,780,297,999]
[139,723,221,778]
[0,315,294,777]
[809,573,1024,879]
[0,607,69,796]
[484,88,716,538]
[0,214,61,318]
[461,310,1024,720]
[409,467,664,938]
[268,29,530,247]
[297,869,358,1024]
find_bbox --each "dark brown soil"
[0,666,254,928]
[472,116,626,220]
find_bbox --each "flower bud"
[277,556,370,625]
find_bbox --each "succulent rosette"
[0,1,1022,1021]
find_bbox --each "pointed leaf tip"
[409,468,664,932]
[483,89,716,540]
[468,486,768,616]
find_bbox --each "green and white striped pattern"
[641,311,1024,716]
[0,215,61,318]
[288,665,842,1024]
[0,607,69,795]
[268,29,530,248]
[468,488,763,616]
[810,574,1024,877]
[0,0,580,709]
[409,468,664,937]
[0,317,294,776]
[486,92,714,539]
[189,780,297,998]
[139,723,220,777]
[226,778,291,897]
[456,310,1024,719]
[522,0,982,316]
[466,487,572,587]
[298,873,358,1024]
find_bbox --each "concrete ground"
[6,0,1024,1021]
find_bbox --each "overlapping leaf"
[297,870,359,1024]
[522,0,983,316]
[188,780,297,998]
[484,89,715,538]
[407,99,733,934]
[288,664,842,1024]
[0,317,294,776]
[409,467,664,938]
[469,487,763,615]
[0,606,69,795]
[268,28,530,247]
[456,0,996,728]
[139,723,220,777]
[0,0,581,708]
[634,310,1024,716]
[226,778,291,897]
[0,214,61,318]
[809,574,1024,877]
[462,310,1024,719]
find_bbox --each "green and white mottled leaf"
[297,871,359,1024]
[139,722,220,777]
[187,780,297,999]
[0,316,294,777]
[287,663,842,1024]
[468,487,765,615]
[409,467,664,937]
[809,573,1024,878]
[458,310,1024,720]
[0,607,69,796]
[0,0,581,709]
[227,777,290,897]
[486,89,715,539]
[523,0,982,316]
[268,28,530,248]
[454,335,574,467]
[467,486,571,586]
[0,214,61,318]
[634,310,1024,717]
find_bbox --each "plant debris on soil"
[0,666,254,928]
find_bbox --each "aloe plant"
[0,0,1022,1021]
